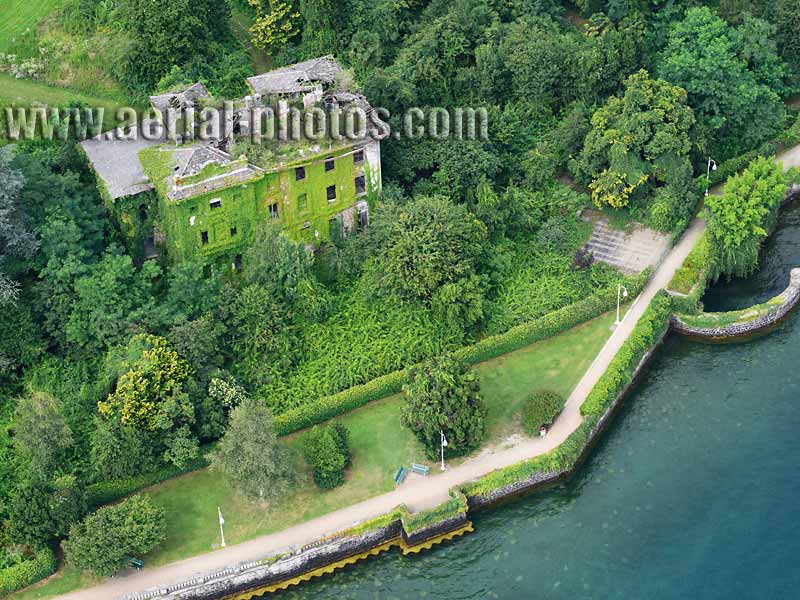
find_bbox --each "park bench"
[410,463,430,476]
[394,465,407,485]
[131,558,144,570]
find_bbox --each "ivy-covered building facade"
[81,57,382,271]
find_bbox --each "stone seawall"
[671,269,800,340]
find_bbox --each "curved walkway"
[60,218,706,600]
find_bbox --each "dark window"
[210,198,222,209]
[190,205,197,214]
[353,149,364,164]
[203,264,212,278]
[230,226,238,237]
[201,231,209,245]
[295,166,306,181]
[325,157,335,172]
[326,185,336,202]
[355,175,366,194]
[269,203,279,218]
[297,193,308,212]
[234,254,243,271]
[359,208,369,229]
[138,204,148,222]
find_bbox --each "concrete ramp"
[582,210,671,274]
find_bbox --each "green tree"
[89,418,157,481]
[210,397,297,502]
[63,495,166,576]
[706,157,788,278]
[249,1,300,52]
[574,69,696,227]
[13,392,73,479]
[301,425,348,489]
[0,146,35,306]
[773,0,800,78]
[65,250,160,353]
[9,480,56,547]
[657,7,786,157]
[370,196,488,329]
[117,0,232,91]
[401,354,487,459]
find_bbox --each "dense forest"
[1,0,799,587]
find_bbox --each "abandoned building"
[80,56,382,271]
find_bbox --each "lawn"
[142,311,615,565]
[14,310,616,598]
[0,0,62,52]
[0,73,126,138]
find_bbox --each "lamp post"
[705,157,717,197]
[615,284,628,326]
[440,430,448,471]
[218,507,226,548]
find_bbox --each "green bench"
[410,463,430,476]
[394,466,407,485]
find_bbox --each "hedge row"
[0,547,57,596]
[666,233,712,314]
[86,451,211,508]
[461,291,673,498]
[401,491,468,535]
[273,271,649,436]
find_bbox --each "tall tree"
[657,7,786,158]
[13,392,73,479]
[0,146,36,306]
[401,354,487,459]
[63,495,165,576]
[210,397,297,502]
[574,69,696,229]
[706,157,787,278]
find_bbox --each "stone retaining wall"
[671,268,800,340]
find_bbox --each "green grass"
[0,0,62,52]
[0,74,127,140]
[17,310,616,598]
[677,296,783,329]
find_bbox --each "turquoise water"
[270,212,800,599]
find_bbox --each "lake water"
[271,206,800,599]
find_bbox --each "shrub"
[63,495,165,577]
[0,547,57,596]
[301,425,350,489]
[522,391,565,435]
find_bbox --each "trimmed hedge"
[461,291,673,498]
[0,547,57,596]
[274,271,650,436]
[401,491,468,535]
[86,451,211,509]
[667,233,712,314]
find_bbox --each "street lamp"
[218,507,226,548]
[440,430,448,471]
[615,284,628,326]
[705,157,717,197]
